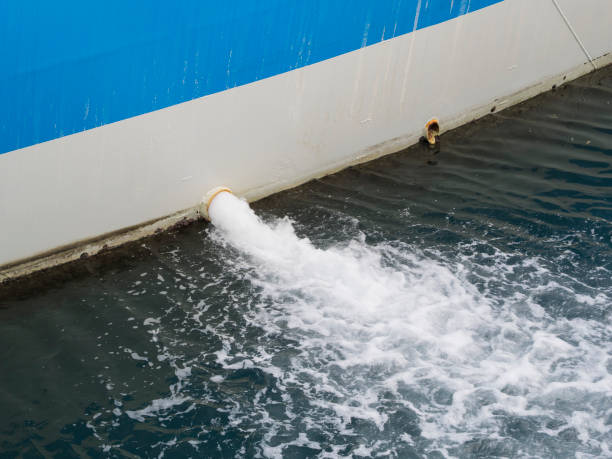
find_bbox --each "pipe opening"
[200,187,233,221]
[426,118,440,145]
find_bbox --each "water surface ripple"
[1,68,611,458]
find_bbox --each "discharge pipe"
[200,186,233,221]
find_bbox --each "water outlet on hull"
[425,118,440,146]
[200,186,233,221]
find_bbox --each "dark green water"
[1,67,611,458]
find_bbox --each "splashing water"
[1,69,611,457]
[206,191,611,457]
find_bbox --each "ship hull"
[1,0,611,275]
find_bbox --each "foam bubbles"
[207,192,611,457]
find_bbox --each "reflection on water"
[1,67,611,457]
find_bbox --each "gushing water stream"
[206,191,610,457]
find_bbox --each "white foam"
[125,396,191,422]
[206,192,611,456]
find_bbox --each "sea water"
[0,67,611,457]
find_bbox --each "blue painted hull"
[0,0,502,155]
